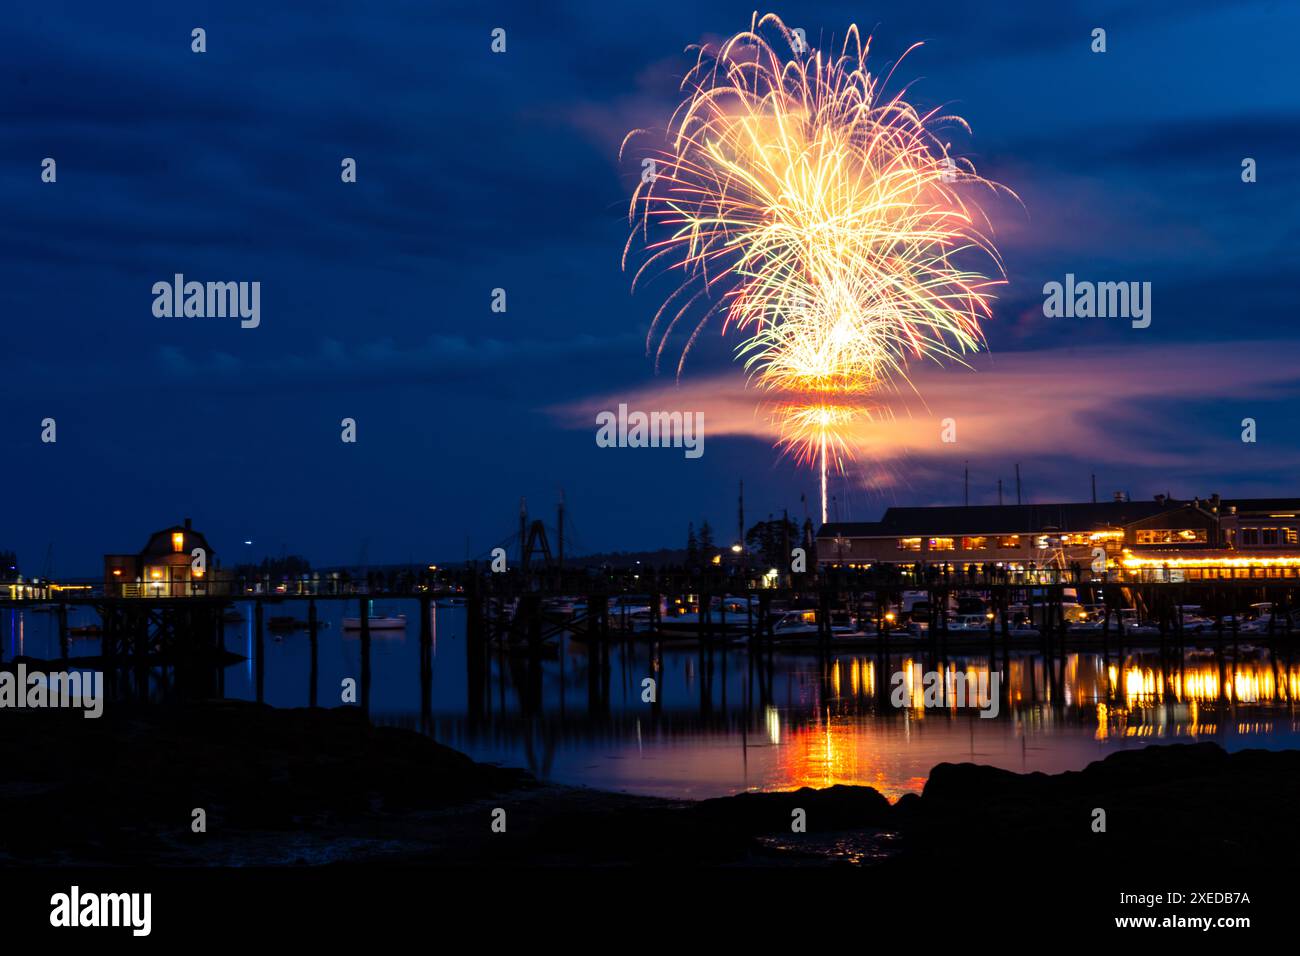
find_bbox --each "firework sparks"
[771,400,865,522]
[623,12,1012,519]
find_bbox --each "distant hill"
[562,548,688,569]
[313,547,691,574]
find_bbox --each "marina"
[6,556,1300,800]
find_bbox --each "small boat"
[770,610,820,640]
[342,614,407,630]
[657,596,758,641]
[1122,623,1161,638]
[625,609,658,633]
[946,613,994,633]
[68,624,102,637]
[436,596,467,608]
[608,597,655,630]
[541,597,577,616]
[1115,610,1160,637]
[1239,603,1281,634]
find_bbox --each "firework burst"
[622,12,1012,519]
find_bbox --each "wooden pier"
[3,563,1298,714]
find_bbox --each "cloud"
[550,339,1300,473]
[150,331,643,390]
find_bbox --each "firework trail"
[623,12,1012,521]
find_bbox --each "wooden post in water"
[926,586,937,655]
[254,600,265,705]
[1174,588,1185,669]
[1157,588,1168,662]
[58,603,68,660]
[525,593,542,656]
[308,598,319,708]
[587,592,602,713]
[133,607,150,700]
[100,606,113,669]
[466,584,486,723]
[359,595,371,715]
[1100,588,1112,695]
[876,589,886,651]
[999,585,1011,646]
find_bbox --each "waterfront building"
[817,493,1300,579]
[103,518,230,596]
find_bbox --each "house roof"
[141,525,213,557]
[820,500,1183,538]
[818,496,1300,541]
[1220,498,1300,514]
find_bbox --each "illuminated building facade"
[103,518,229,596]
[817,494,1300,577]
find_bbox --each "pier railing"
[14,559,1300,605]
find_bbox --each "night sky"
[3,1,1298,575]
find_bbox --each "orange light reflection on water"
[752,652,1300,800]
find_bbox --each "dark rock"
[4,701,1299,869]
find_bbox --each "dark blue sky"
[3,1,1298,575]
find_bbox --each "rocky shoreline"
[3,700,1298,868]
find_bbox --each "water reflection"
[5,601,1299,800]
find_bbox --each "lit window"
[172,532,185,553]
[1136,529,1207,545]
[996,535,1021,549]
[961,536,988,550]
[928,537,955,551]
[898,538,922,551]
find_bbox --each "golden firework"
[623,12,1011,518]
